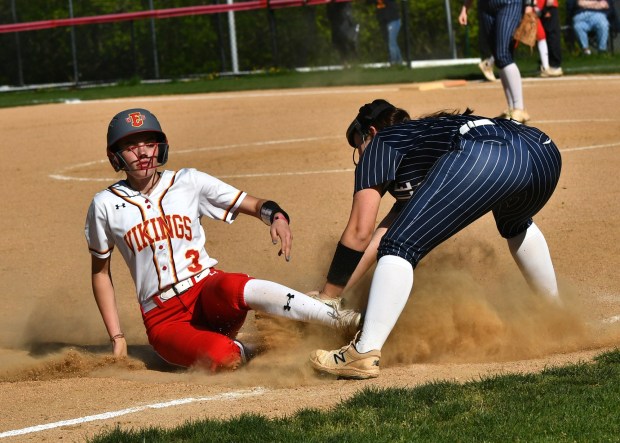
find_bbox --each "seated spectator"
[570,0,615,54]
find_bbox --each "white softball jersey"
[85,168,246,310]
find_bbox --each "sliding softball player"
[85,108,360,372]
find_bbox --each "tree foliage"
[0,0,478,86]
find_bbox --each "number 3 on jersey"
[185,249,203,273]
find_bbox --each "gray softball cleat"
[306,290,344,311]
[333,307,361,338]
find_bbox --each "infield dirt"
[1,76,619,441]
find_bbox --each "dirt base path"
[1,76,619,442]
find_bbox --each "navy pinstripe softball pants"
[378,124,562,267]
[479,0,523,68]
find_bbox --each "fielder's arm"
[343,210,397,292]
[91,255,127,358]
[238,195,292,261]
[311,208,396,306]
[321,186,382,299]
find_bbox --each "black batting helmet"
[106,108,169,172]
[345,99,396,148]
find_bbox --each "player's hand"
[270,217,292,261]
[458,7,468,25]
[112,336,128,359]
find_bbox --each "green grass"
[89,349,620,442]
[1,52,618,109]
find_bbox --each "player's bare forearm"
[318,228,384,299]
[91,256,127,358]
[237,195,264,217]
[344,226,388,292]
[339,188,382,251]
[320,187,382,297]
[322,210,395,299]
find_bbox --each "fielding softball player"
[310,99,562,379]
[85,108,360,372]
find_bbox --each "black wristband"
[326,242,364,287]
[259,200,290,225]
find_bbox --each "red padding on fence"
[0,0,351,34]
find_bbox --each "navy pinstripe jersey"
[354,114,523,205]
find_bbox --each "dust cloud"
[1,239,618,385]
[344,244,620,367]
[0,348,146,383]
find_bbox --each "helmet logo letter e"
[126,112,146,127]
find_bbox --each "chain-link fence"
[1,0,479,87]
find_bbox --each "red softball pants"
[142,269,252,372]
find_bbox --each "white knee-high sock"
[243,279,341,328]
[499,70,514,109]
[499,63,524,110]
[356,255,414,353]
[538,39,549,69]
[507,223,560,303]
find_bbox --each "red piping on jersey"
[157,172,180,285]
[108,184,168,290]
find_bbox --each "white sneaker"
[540,66,563,77]
[497,108,530,123]
[478,59,496,82]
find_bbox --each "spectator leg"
[573,13,592,50]
[592,13,610,51]
[542,7,562,67]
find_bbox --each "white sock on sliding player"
[243,279,342,327]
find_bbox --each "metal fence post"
[401,0,412,67]
[148,0,160,79]
[68,0,79,84]
[267,1,279,67]
[227,0,239,73]
[444,0,457,59]
[215,0,228,72]
[10,0,24,85]
[130,20,137,77]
